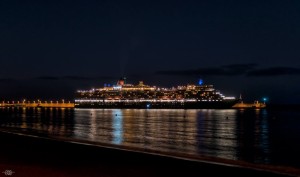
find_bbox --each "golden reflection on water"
[74,109,272,162]
[71,109,207,156]
[0,107,274,164]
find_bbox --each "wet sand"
[0,131,298,177]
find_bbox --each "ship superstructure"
[75,78,237,108]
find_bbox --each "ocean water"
[0,107,300,169]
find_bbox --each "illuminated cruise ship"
[75,78,238,109]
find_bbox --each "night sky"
[1,0,300,103]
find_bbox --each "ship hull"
[75,100,238,109]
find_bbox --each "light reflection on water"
[1,107,300,168]
[112,109,123,144]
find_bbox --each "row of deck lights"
[75,99,225,103]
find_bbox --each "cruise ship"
[75,78,238,109]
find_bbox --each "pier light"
[50,101,53,104]
[62,99,64,103]
[263,97,268,104]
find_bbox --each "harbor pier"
[0,101,74,108]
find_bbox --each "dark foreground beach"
[0,131,299,177]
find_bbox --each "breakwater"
[0,100,74,108]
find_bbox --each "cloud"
[247,67,300,76]
[0,78,15,83]
[222,63,258,71]
[36,76,115,81]
[36,76,60,80]
[62,76,93,81]
[156,63,257,76]
[157,64,300,77]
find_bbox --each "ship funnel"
[117,77,126,86]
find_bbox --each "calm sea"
[0,107,300,169]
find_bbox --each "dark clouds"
[36,76,115,81]
[157,64,300,77]
[0,78,15,83]
[247,67,300,76]
[0,76,117,100]
[36,76,59,80]
[156,63,257,76]
[223,63,258,72]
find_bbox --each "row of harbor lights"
[2,100,71,104]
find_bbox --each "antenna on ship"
[239,94,243,103]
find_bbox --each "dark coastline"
[0,130,299,177]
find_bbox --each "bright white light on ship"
[224,97,235,100]
[113,86,122,90]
